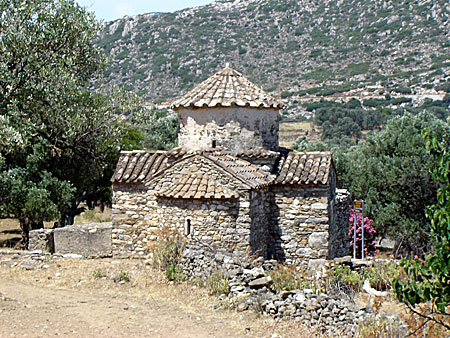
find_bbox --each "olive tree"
[335,112,450,256]
[0,0,136,246]
[394,130,450,330]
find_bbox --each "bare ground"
[279,121,319,148]
[0,252,319,338]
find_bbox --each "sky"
[76,0,215,22]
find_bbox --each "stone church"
[111,66,348,268]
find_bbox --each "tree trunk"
[19,217,44,249]
[56,203,85,227]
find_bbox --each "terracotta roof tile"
[232,148,280,161]
[156,174,239,199]
[166,147,274,189]
[204,153,274,189]
[111,150,168,183]
[112,149,333,187]
[275,152,332,185]
[171,66,285,110]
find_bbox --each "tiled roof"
[166,146,275,189]
[112,149,333,187]
[232,148,280,161]
[112,149,274,189]
[205,153,274,189]
[275,152,332,185]
[171,66,285,110]
[111,150,169,183]
[166,146,279,160]
[155,173,239,199]
[165,146,194,158]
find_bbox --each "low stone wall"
[180,245,375,337]
[28,229,54,252]
[243,288,371,336]
[29,223,112,258]
[53,223,112,258]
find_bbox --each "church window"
[185,219,192,236]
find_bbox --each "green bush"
[113,270,130,283]
[140,113,178,150]
[83,209,95,221]
[269,265,311,292]
[92,268,108,279]
[363,263,401,291]
[165,264,184,283]
[328,265,364,292]
[151,227,186,282]
[206,269,230,295]
[335,112,450,250]
[394,131,450,330]
[328,263,401,294]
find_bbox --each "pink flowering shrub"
[348,208,378,258]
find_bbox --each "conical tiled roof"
[171,66,285,110]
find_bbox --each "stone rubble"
[181,248,407,337]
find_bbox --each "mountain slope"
[98,0,450,102]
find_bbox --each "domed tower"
[171,65,285,152]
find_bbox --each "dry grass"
[0,255,328,338]
[279,121,321,148]
[74,207,112,224]
[0,219,22,248]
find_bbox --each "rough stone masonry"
[111,66,349,271]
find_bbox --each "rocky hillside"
[98,0,450,106]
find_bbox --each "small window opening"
[185,219,192,236]
[211,140,217,148]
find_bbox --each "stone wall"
[29,229,54,252]
[154,198,247,253]
[111,183,152,257]
[269,186,331,268]
[53,223,112,258]
[112,180,346,267]
[29,223,112,258]
[177,107,279,151]
[327,168,343,260]
[112,188,270,258]
[112,155,274,258]
[249,189,271,257]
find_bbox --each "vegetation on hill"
[96,0,450,103]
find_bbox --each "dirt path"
[0,277,244,337]
[0,254,309,338]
